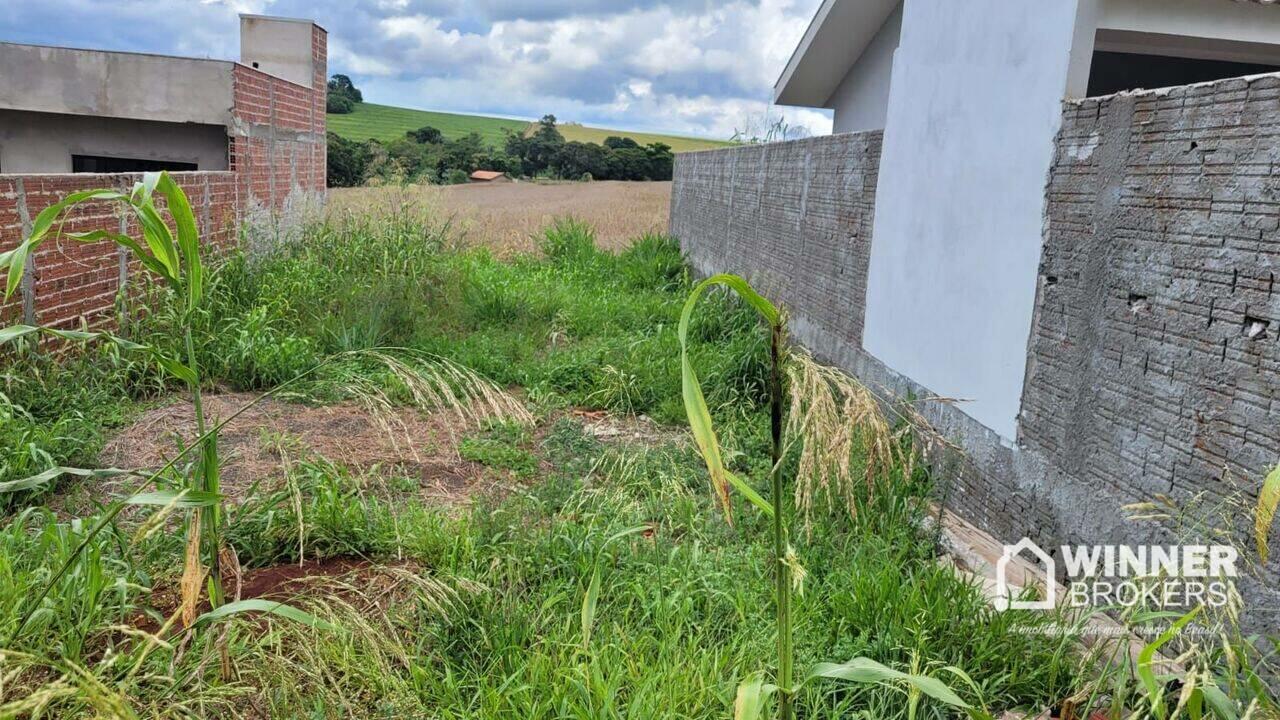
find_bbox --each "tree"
[520,116,565,176]
[407,126,444,144]
[326,132,371,187]
[440,132,487,174]
[644,142,674,181]
[326,74,363,114]
[326,94,355,114]
[604,136,640,150]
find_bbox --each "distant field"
[328,180,672,256]
[554,124,732,152]
[326,102,731,152]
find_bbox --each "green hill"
[326,103,528,145]
[326,102,732,152]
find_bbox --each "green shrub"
[537,217,598,266]
[617,232,686,291]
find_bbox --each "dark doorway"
[71,155,198,173]
[1087,51,1280,97]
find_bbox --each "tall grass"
[1,206,1096,717]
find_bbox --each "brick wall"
[1020,74,1280,616]
[670,131,882,364]
[0,172,238,328]
[229,53,326,221]
[0,24,325,331]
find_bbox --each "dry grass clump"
[784,352,901,532]
[327,181,671,256]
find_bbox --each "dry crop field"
[328,180,672,255]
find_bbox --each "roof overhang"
[774,0,899,107]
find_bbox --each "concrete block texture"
[670,73,1280,632]
[1022,74,1280,627]
[670,131,882,361]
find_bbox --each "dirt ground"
[97,393,498,508]
[327,180,671,256]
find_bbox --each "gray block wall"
[670,131,882,363]
[670,75,1280,629]
[1023,75,1280,622]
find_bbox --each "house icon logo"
[995,537,1056,611]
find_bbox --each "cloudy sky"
[1,0,833,140]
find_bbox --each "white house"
[773,0,1280,439]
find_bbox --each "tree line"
[327,115,674,188]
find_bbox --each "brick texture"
[1022,75,1280,600]
[670,132,882,363]
[0,25,326,331]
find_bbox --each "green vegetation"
[2,189,1276,718]
[545,122,733,153]
[328,114,677,187]
[324,95,729,152]
[326,74,364,114]
[327,102,529,145]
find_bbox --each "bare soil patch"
[98,393,501,507]
[328,180,671,256]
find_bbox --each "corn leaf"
[1200,683,1239,720]
[0,466,135,495]
[155,173,203,308]
[126,490,223,508]
[803,657,971,709]
[1256,464,1280,565]
[1138,606,1202,714]
[193,599,338,631]
[733,674,778,720]
[678,274,778,522]
[66,230,177,286]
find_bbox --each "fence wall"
[670,131,882,364]
[0,172,238,329]
[670,72,1280,627]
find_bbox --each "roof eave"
[774,0,899,108]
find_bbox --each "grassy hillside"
[326,103,527,145]
[327,102,731,152]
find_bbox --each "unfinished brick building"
[0,14,326,329]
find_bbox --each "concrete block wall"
[670,72,1280,629]
[670,131,882,363]
[1021,74,1280,616]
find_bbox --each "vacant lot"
[328,180,672,255]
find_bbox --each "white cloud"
[3,0,830,140]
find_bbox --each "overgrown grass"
[0,213,1086,718]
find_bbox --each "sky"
[1,0,834,141]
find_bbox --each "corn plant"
[679,274,983,720]
[0,173,329,657]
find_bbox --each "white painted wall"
[861,0,1096,440]
[828,3,902,133]
[240,15,317,88]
